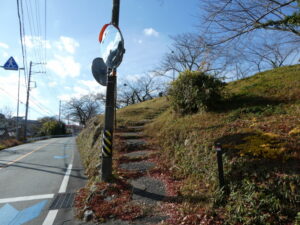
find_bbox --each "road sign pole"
[100,0,120,182]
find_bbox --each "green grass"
[116,97,169,126]
[77,65,300,224]
[143,65,300,224]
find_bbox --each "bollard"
[215,143,225,189]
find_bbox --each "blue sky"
[0,0,200,120]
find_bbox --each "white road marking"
[42,209,58,225]
[0,194,54,204]
[58,164,73,193]
[43,139,75,225]
[42,163,73,225]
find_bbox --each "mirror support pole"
[101,72,116,182]
[112,0,120,27]
[101,0,120,182]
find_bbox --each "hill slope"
[77,64,300,224]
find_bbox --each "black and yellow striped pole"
[101,0,120,181]
[102,129,113,157]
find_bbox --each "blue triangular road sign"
[3,57,18,70]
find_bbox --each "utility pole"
[59,100,61,122]
[16,67,24,140]
[23,62,45,140]
[101,0,120,182]
[23,61,32,140]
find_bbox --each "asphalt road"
[0,137,87,225]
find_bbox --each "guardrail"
[26,134,74,142]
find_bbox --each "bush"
[168,70,224,115]
[40,120,66,136]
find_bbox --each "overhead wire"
[16,0,67,120]
[16,0,28,86]
[0,87,50,118]
[24,0,40,64]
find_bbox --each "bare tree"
[154,33,227,79]
[0,106,13,119]
[62,94,102,126]
[221,31,300,80]
[201,0,300,44]
[118,74,164,107]
[245,39,299,70]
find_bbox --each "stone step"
[123,150,154,158]
[116,132,143,140]
[116,126,144,133]
[127,120,152,126]
[120,161,155,172]
[122,139,148,151]
[131,176,166,205]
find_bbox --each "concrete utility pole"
[23,62,45,140]
[16,67,24,140]
[101,0,120,182]
[23,61,32,140]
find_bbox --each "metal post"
[215,143,225,189]
[24,61,32,140]
[100,0,120,182]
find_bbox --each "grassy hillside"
[77,64,300,224]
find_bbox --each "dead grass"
[0,139,22,150]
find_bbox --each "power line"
[16,0,28,86]
[30,95,56,115]
[0,88,40,117]
[44,0,47,67]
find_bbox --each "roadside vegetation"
[77,64,300,224]
[0,139,22,151]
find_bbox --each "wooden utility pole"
[101,0,120,182]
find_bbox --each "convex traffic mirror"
[92,57,107,86]
[99,23,125,69]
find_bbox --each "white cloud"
[0,42,9,49]
[58,79,105,101]
[55,36,79,54]
[2,51,9,58]
[125,73,142,82]
[58,94,73,101]
[143,28,159,37]
[0,72,44,116]
[47,55,81,78]
[48,81,57,87]
[23,36,51,49]
[79,79,106,94]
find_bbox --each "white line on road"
[42,163,73,225]
[42,209,58,225]
[58,164,73,193]
[0,194,54,204]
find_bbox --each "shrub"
[168,70,224,115]
[40,120,66,136]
